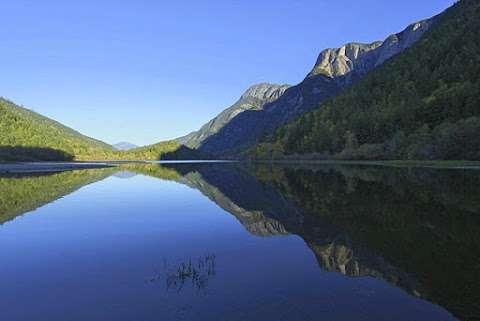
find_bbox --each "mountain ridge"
[254,0,480,161]
[308,19,433,81]
[180,14,436,156]
[176,83,290,149]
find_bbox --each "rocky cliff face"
[240,83,290,101]
[308,19,433,82]
[186,17,434,156]
[177,83,290,149]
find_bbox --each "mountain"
[254,0,480,161]
[122,141,210,161]
[0,98,200,161]
[307,21,433,81]
[182,16,433,157]
[113,142,138,151]
[0,98,116,161]
[176,83,290,149]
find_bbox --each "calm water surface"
[0,163,478,321]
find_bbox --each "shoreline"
[0,162,117,174]
[0,160,234,174]
[1,159,479,174]
[249,159,480,170]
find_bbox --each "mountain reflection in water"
[135,162,480,321]
[0,162,478,321]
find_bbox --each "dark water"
[0,163,479,321]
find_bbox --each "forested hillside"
[0,98,204,161]
[0,98,116,161]
[253,0,480,161]
[121,141,210,161]
[189,13,433,157]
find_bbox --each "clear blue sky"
[1,0,454,146]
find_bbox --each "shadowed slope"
[177,83,290,149]
[195,16,434,157]
[259,0,480,161]
[0,146,74,162]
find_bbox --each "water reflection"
[1,162,478,320]
[251,164,480,321]
[0,168,116,224]
[133,162,480,321]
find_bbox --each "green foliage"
[121,142,205,161]
[0,98,116,161]
[0,98,206,161]
[249,142,285,160]
[259,0,480,160]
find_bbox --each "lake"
[0,162,478,321]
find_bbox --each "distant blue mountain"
[113,142,138,151]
